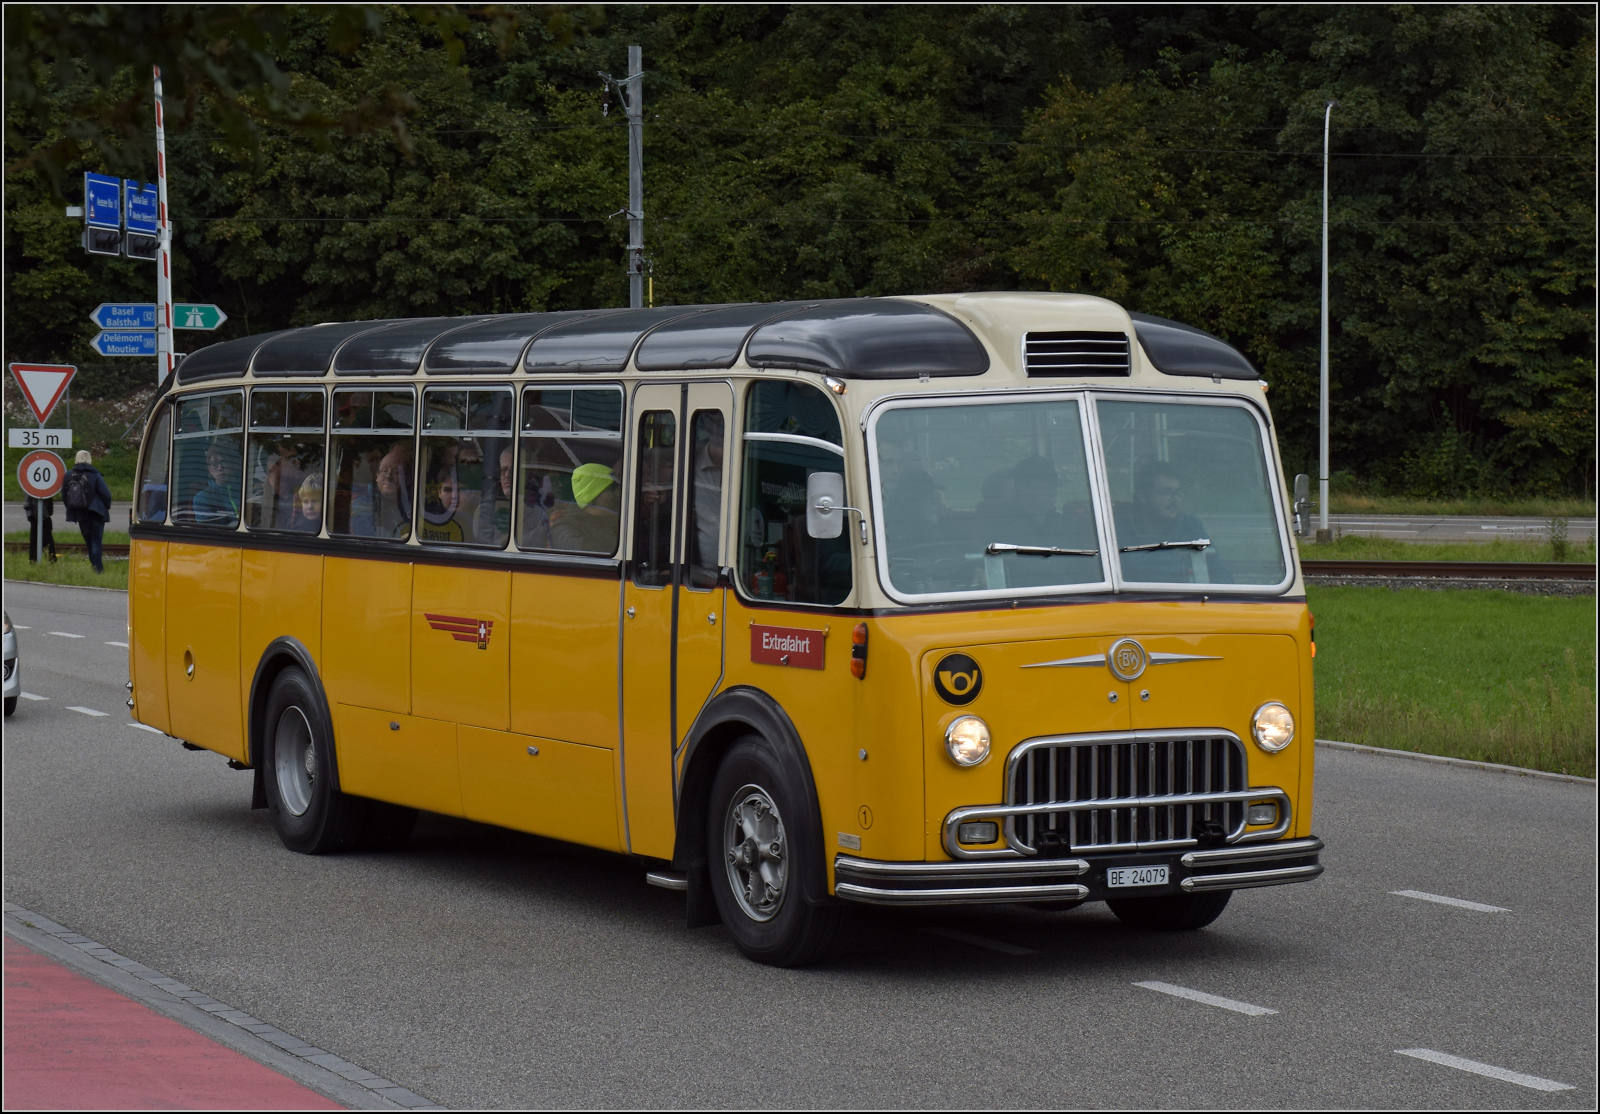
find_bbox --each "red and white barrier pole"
[153,65,174,382]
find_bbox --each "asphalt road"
[4,581,1594,1108]
[1326,514,1596,544]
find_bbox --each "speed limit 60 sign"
[17,449,65,499]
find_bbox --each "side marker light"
[850,622,868,679]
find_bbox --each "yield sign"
[9,363,77,424]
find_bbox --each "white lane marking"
[105,640,129,648]
[12,624,31,629]
[1390,890,1510,913]
[66,706,108,717]
[922,927,1036,956]
[1396,1048,1574,1092]
[47,631,85,639]
[19,692,48,701]
[1134,980,1277,1016]
[127,723,164,734]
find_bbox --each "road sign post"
[173,304,228,330]
[83,172,122,256]
[9,363,76,425]
[18,449,65,564]
[92,331,158,357]
[91,303,157,329]
[124,180,159,260]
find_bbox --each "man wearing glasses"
[1119,462,1233,584]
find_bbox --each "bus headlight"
[1251,702,1295,752]
[945,715,991,766]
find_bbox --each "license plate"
[1107,865,1168,888]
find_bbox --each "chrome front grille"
[1024,331,1131,376]
[1006,732,1247,854]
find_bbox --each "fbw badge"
[933,653,983,706]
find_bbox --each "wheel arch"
[673,685,833,909]
[247,637,336,809]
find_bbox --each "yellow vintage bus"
[128,293,1322,966]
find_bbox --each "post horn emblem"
[1107,638,1148,682]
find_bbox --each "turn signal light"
[850,622,868,679]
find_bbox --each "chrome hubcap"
[723,785,788,922]
[274,706,316,817]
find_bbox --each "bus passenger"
[364,442,412,539]
[474,446,514,547]
[192,443,242,524]
[293,473,323,533]
[419,451,472,544]
[549,462,620,554]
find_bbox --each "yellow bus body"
[128,292,1322,960]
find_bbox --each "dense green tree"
[4,4,1593,495]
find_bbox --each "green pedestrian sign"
[173,303,228,330]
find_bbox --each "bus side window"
[137,404,172,524]
[418,387,513,547]
[630,411,676,587]
[518,386,624,555]
[245,389,325,533]
[685,410,725,590]
[169,391,245,528]
[738,381,851,605]
[328,388,415,541]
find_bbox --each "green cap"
[571,463,616,508]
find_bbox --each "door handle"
[625,606,636,619]
[707,612,717,625]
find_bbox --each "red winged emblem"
[425,613,493,650]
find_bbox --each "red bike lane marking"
[3,937,342,1111]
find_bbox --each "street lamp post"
[1318,99,1337,542]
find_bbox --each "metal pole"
[1318,100,1336,539]
[154,66,174,382]
[626,45,643,310]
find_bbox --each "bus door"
[621,382,733,858]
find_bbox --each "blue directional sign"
[123,181,158,234]
[92,330,158,357]
[91,303,157,329]
[84,173,122,229]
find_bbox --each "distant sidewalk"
[3,501,134,536]
[3,936,341,1111]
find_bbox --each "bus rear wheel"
[1107,890,1231,931]
[262,667,368,854]
[706,736,840,967]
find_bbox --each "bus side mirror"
[806,472,847,539]
[1292,473,1311,536]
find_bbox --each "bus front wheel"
[261,667,367,854]
[706,736,840,967]
[1107,890,1231,931]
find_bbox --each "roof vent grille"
[1024,331,1131,377]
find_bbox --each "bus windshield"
[873,398,1106,597]
[872,394,1288,598]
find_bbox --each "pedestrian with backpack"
[63,450,114,573]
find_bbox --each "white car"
[4,611,19,716]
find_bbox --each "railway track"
[1300,558,1594,580]
[4,543,1593,581]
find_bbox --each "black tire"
[706,736,842,967]
[261,667,367,854]
[4,695,16,717]
[1107,889,1232,931]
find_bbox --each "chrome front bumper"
[833,836,1324,906]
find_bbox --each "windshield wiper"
[985,542,1099,558]
[1119,538,1211,553]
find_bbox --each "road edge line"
[1315,739,1596,786]
[3,902,439,1111]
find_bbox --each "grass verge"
[5,550,128,590]
[1327,492,1595,518]
[1309,585,1596,778]
[5,529,132,546]
[1300,534,1597,564]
